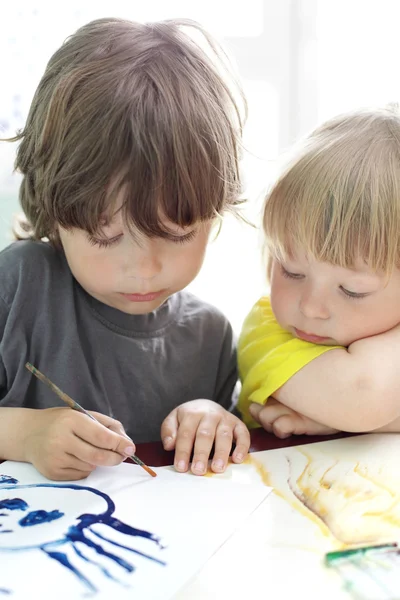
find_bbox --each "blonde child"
[0,17,250,480]
[238,106,400,438]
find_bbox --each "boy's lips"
[119,290,165,302]
[294,328,328,343]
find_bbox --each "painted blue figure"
[0,475,166,595]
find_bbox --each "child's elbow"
[340,375,400,432]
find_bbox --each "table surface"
[1,428,354,599]
[169,430,378,600]
[136,430,357,599]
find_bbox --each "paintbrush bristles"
[142,464,157,478]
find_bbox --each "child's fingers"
[90,412,130,438]
[190,415,219,475]
[72,435,130,467]
[249,403,275,432]
[209,421,234,473]
[160,408,179,450]
[273,414,339,437]
[173,415,200,473]
[73,414,135,458]
[231,421,251,464]
[272,415,296,438]
[250,401,292,432]
[248,402,264,424]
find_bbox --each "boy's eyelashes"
[165,230,197,244]
[280,265,370,300]
[87,234,123,249]
[86,229,197,248]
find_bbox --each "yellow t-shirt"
[238,297,341,428]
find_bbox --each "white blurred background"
[1,0,400,331]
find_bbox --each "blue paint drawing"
[0,477,18,486]
[0,475,167,596]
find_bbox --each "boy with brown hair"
[0,17,250,480]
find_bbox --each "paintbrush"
[326,543,400,599]
[25,362,157,478]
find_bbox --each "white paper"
[0,461,271,599]
[195,434,400,600]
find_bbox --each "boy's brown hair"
[7,18,246,242]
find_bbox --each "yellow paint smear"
[246,455,338,544]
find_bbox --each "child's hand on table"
[24,407,136,481]
[161,399,250,476]
[249,398,339,438]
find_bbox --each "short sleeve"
[238,297,341,427]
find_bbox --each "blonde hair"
[4,18,246,243]
[263,106,400,275]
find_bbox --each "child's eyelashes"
[280,265,370,300]
[280,266,304,280]
[166,230,197,245]
[87,234,123,248]
[86,229,197,249]
[340,286,370,300]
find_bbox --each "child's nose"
[131,254,162,279]
[299,289,330,319]
[126,242,162,279]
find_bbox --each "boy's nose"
[124,239,162,279]
[129,253,162,279]
[299,290,330,320]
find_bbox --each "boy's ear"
[49,225,63,248]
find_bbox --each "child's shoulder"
[177,291,233,333]
[243,296,274,326]
[0,239,63,274]
[0,240,66,306]
[239,295,281,346]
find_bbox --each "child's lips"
[119,290,165,302]
[294,328,329,343]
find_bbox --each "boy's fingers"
[231,422,251,463]
[72,435,130,467]
[63,453,97,473]
[210,421,233,473]
[73,414,136,457]
[89,412,129,438]
[191,416,219,476]
[160,409,179,450]
[173,415,200,473]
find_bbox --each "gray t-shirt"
[0,241,237,442]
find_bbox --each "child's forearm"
[274,326,400,431]
[372,416,400,433]
[0,407,40,461]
